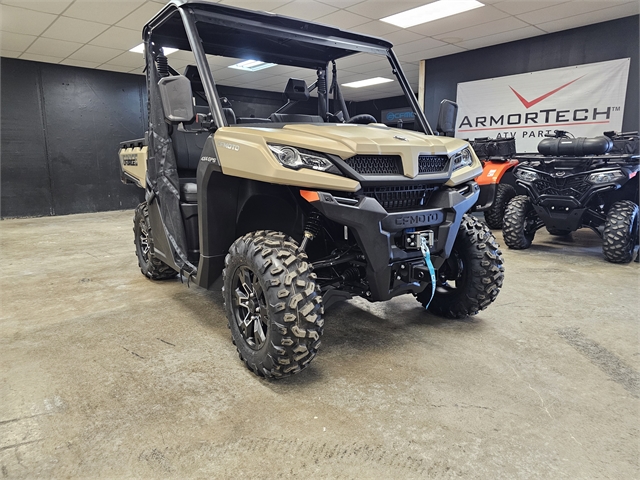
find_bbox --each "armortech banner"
[455,59,630,152]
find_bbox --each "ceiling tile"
[393,37,446,55]
[60,58,102,68]
[26,37,83,57]
[108,51,146,68]
[536,2,640,33]
[63,0,145,25]
[1,49,22,58]
[493,1,571,16]
[434,16,531,43]
[41,16,110,44]
[1,0,73,15]
[346,1,425,20]
[96,63,135,73]
[68,44,122,63]
[351,20,400,37]
[271,1,338,21]
[19,52,63,64]
[383,28,425,46]
[315,9,371,29]
[220,0,292,11]
[128,66,146,75]
[0,4,57,35]
[89,26,142,51]
[516,1,625,25]
[116,1,165,30]
[317,0,364,7]
[407,44,467,61]
[407,5,511,37]
[455,25,546,50]
[0,31,37,52]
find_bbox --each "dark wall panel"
[424,15,639,132]
[1,59,53,217]
[41,65,146,215]
[1,58,146,218]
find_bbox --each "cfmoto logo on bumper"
[394,211,443,227]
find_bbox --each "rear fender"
[476,159,519,185]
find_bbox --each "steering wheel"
[347,114,377,125]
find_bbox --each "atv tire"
[133,202,177,280]
[222,231,324,379]
[416,214,504,319]
[484,183,516,230]
[602,200,639,264]
[503,195,538,249]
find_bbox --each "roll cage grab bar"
[143,1,433,134]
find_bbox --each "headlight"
[452,147,473,171]
[587,170,625,184]
[268,144,335,172]
[514,169,539,182]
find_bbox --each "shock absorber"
[299,211,321,251]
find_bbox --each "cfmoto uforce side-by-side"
[119,0,504,378]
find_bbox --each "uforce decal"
[393,211,443,227]
[121,153,138,166]
[217,141,240,151]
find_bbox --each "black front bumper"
[311,182,479,301]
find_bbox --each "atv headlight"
[268,144,334,171]
[587,170,625,184]
[452,147,473,171]
[514,169,539,182]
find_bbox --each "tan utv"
[119,0,504,378]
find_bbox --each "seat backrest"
[171,105,210,172]
[269,113,324,123]
[223,107,236,125]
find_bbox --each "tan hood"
[225,123,470,179]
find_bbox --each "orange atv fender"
[476,159,519,185]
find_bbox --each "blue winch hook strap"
[420,236,436,309]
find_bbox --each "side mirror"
[158,75,195,123]
[436,99,458,137]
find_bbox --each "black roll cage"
[142,0,432,134]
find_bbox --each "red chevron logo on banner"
[509,76,585,109]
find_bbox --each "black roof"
[144,0,393,69]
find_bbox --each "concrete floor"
[0,210,638,479]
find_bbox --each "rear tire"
[133,203,177,280]
[222,231,324,379]
[602,201,639,264]
[503,195,538,249]
[484,183,516,230]
[416,214,504,319]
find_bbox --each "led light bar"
[342,77,394,88]
[228,59,277,71]
[381,0,485,29]
[129,43,178,55]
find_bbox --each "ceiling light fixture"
[228,59,277,71]
[381,0,484,28]
[129,43,178,55]
[342,77,394,88]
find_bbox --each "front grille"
[418,155,449,173]
[363,184,438,212]
[344,155,402,175]
[534,174,590,198]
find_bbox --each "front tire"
[484,183,516,230]
[133,202,177,280]
[222,231,324,378]
[416,214,504,319]
[503,195,538,249]
[602,201,639,264]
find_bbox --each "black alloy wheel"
[232,265,269,349]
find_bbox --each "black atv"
[503,130,639,263]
